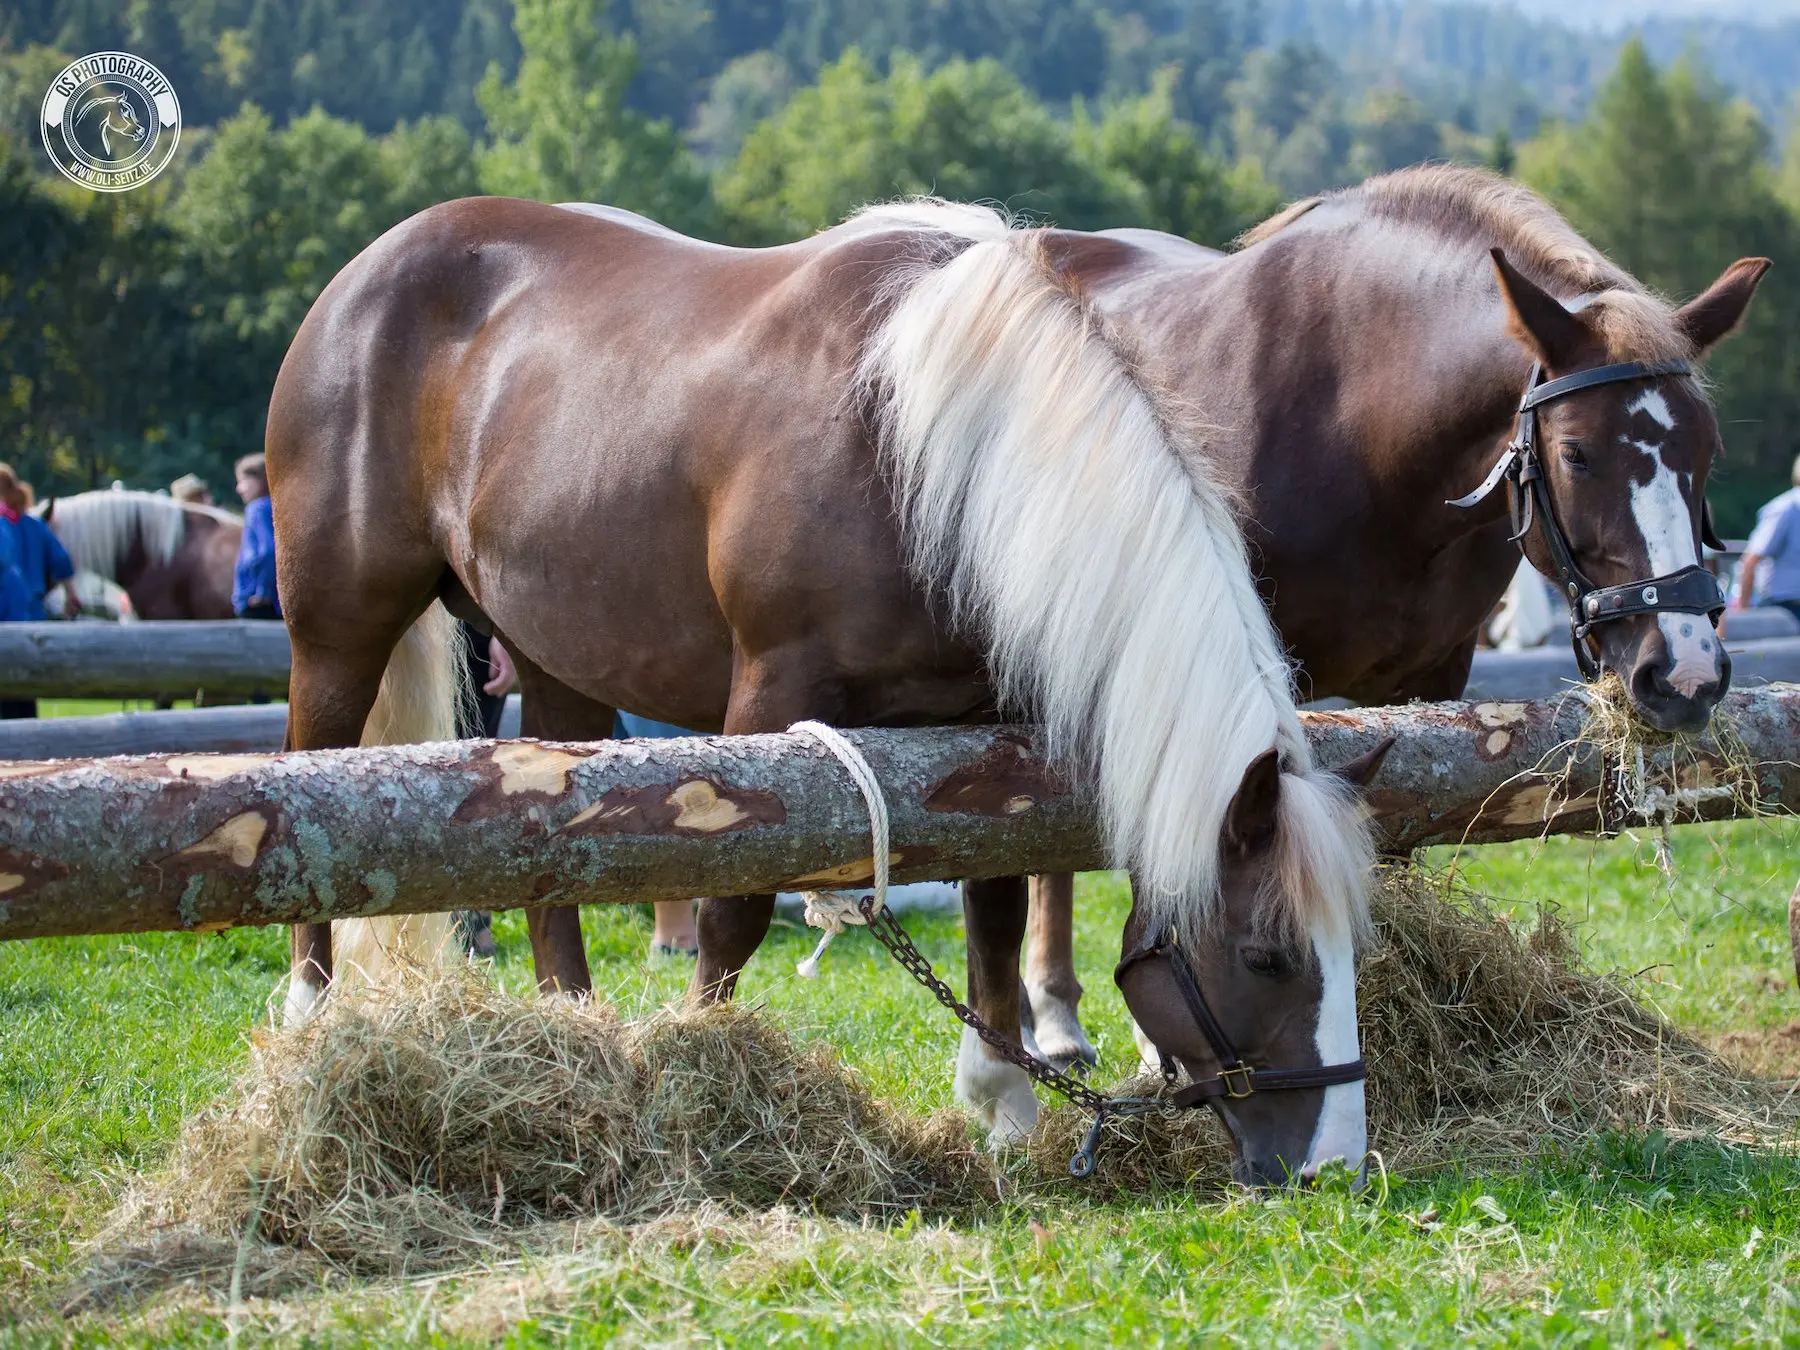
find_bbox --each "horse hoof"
[1027,986,1099,1073]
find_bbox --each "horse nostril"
[1630,659,1663,704]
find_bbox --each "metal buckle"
[1219,1064,1256,1099]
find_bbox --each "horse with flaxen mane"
[1012,166,1768,1071]
[269,197,1387,1187]
[37,490,242,620]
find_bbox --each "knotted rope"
[787,721,891,978]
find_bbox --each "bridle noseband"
[1113,930,1366,1108]
[1447,359,1725,681]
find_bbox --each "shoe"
[650,941,699,958]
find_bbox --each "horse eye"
[1560,441,1589,470]
[1241,947,1285,977]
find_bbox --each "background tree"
[716,51,1138,244]
[476,0,712,232]
[1073,70,1280,246]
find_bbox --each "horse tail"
[330,601,468,994]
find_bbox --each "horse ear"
[1225,748,1282,854]
[1491,248,1591,371]
[1674,257,1771,354]
[1331,735,1395,791]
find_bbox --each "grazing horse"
[1015,166,1769,1070]
[37,491,242,621]
[269,197,1386,1185]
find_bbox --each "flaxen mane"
[1240,165,1692,362]
[854,201,1374,950]
[40,490,241,582]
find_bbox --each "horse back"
[266,197,983,728]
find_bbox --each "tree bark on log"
[1,685,1796,943]
[0,621,292,699]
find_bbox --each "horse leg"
[687,657,829,1006]
[512,646,615,996]
[1024,873,1097,1072]
[282,626,425,1025]
[956,875,1039,1142]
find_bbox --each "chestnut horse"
[269,197,1386,1185]
[37,490,241,620]
[1015,167,1768,1070]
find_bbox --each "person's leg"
[615,711,703,955]
[241,601,280,704]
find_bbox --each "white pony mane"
[856,203,1373,948]
[40,490,240,581]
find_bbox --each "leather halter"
[1114,929,1366,1106]
[1447,359,1725,682]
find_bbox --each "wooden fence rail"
[1,685,1795,943]
[0,621,291,699]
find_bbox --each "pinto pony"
[268,198,1383,1186]
[37,490,242,621]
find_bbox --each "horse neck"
[1241,234,1534,549]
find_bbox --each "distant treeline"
[8,0,1800,144]
[3,0,1799,528]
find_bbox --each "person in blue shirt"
[232,453,280,619]
[0,464,47,719]
[0,506,30,623]
[1733,456,1800,623]
[0,478,75,621]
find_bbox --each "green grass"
[4,822,1800,1345]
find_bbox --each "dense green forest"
[3,0,1800,528]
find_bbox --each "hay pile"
[1029,867,1800,1193]
[99,972,986,1281]
[83,867,1799,1303]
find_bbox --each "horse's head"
[1488,250,1770,733]
[1115,738,1392,1189]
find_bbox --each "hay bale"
[1028,867,1800,1193]
[101,971,988,1281]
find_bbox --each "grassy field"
[3,818,1799,1345]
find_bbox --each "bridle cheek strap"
[1445,359,1722,681]
[1116,932,1366,1106]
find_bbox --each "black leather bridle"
[1447,359,1725,681]
[1113,928,1366,1108]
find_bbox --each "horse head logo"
[71,85,150,161]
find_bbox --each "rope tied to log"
[787,721,891,978]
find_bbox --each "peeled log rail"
[0,621,292,699]
[1,685,1797,943]
[0,697,524,760]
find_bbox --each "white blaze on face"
[1301,920,1366,1178]
[1623,389,1721,698]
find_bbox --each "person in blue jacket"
[0,476,75,621]
[232,454,280,619]
[0,465,44,718]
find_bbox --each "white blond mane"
[40,490,240,581]
[857,204,1373,947]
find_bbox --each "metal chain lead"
[856,896,1172,1176]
